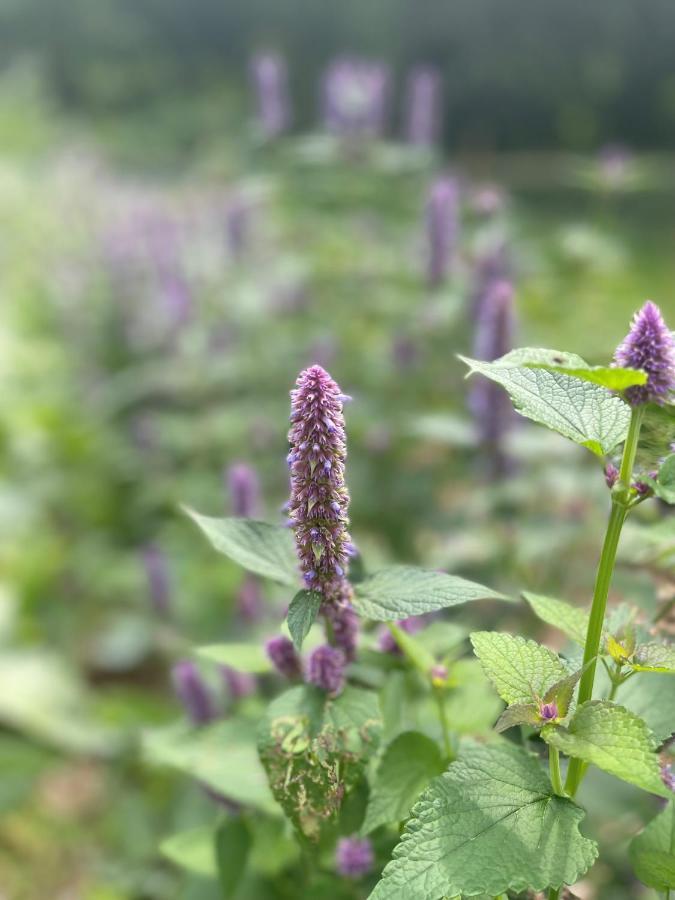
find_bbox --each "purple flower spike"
[141,543,170,617]
[237,574,263,622]
[220,666,256,700]
[265,635,302,679]
[335,836,374,879]
[539,701,559,722]
[307,644,346,695]
[404,65,442,148]
[614,301,675,405]
[250,51,290,138]
[172,660,215,726]
[660,762,675,793]
[322,593,359,661]
[227,462,261,518]
[288,366,351,599]
[425,177,459,289]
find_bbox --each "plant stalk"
[549,745,564,796]
[564,406,643,797]
[434,687,453,761]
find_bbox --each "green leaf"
[362,731,444,834]
[184,509,298,585]
[470,632,567,705]
[655,454,675,504]
[523,592,589,646]
[258,685,381,841]
[443,659,503,735]
[495,702,540,733]
[619,672,675,743]
[542,700,671,798]
[354,565,507,621]
[368,741,597,899]
[215,817,251,897]
[543,668,584,717]
[196,642,272,674]
[160,826,216,877]
[631,642,675,674]
[143,719,276,811]
[388,623,436,673]
[629,800,675,891]
[287,590,323,651]
[459,353,631,456]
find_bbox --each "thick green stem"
[565,406,643,797]
[549,745,564,796]
[547,888,561,900]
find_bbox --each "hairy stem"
[565,406,643,797]
[549,744,564,796]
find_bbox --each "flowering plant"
[147,303,675,899]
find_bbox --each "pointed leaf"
[184,509,298,585]
[471,632,567,705]
[368,741,598,899]
[196,642,272,673]
[459,353,631,456]
[543,667,584,717]
[287,590,323,651]
[523,592,589,646]
[631,642,675,674]
[495,702,540,733]
[630,799,675,891]
[542,700,671,798]
[354,565,508,621]
[362,731,444,834]
[215,817,251,897]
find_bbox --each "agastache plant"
[425,176,459,289]
[173,306,675,899]
[403,65,442,148]
[250,51,290,139]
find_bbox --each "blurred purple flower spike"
[335,836,374,878]
[265,635,302,679]
[322,57,390,139]
[404,65,442,147]
[227,462,261,518]
[250,51,290,138]
[172,660,214,726]
[425,176,459,289]
[221,666,256,700]
[141,544,170,617]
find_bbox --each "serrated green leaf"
[287,590,323,651]
[160,826,216,877]
[258,685,381,841]
[215,817,251,896]
[471,632,567,705]
[196,642,272,673]
[523,592,589,646]
[143,719,276,811]
[619,672,675,743]
[481,347,646,391]
[354,565,507,621]
[362,731,444,834]
[629,799,675,891]
[544,667,584,717]
[542,700,671,798]
[495,702,540,733]
[459,353,631,456]
[368,741,597,899]
[184,509,298,585]
[631,642,675,674]
[655,454,675,504]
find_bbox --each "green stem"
[549,745,564,796]
[565,406,643,797]
[434,687,453,761]
[547,888,561,900]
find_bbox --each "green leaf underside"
[354,565,508,621]
[215,817,251,897]
[542,700,671,798]
[629,800,675,891]
[654,453,675,504]
[196,642,272,673]
[619,673,675,743]
[258,685,381,841]
[160,826,216,877]
[459,354,631,456]
[362,731,445,834]
[495,702,541,732]
[287,590,323,650]
[482,347,647,391]
[632,642,675,674]
[368,741,597,899]
[471,632,568,705]
[523,592,589,646]
[143,719,276,811]
[184,509,298,585]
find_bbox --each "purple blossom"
[404,65,442,147]
[227,462,261,518]
[335,836,374,879]
[237,574,263,622]
[265,635,302,679]
[306,644,346,695]
[614,301,675,405]
[604,463,619,488]
[539,701,559,722]
[430,664,449,685]
[172,660,215,726]
[660,762,675,793]
[141,544,170,617]
[322,58,390,139]
[288,365,351,598]
[470,240,511,321]
[220,666,256,700]
[250,52,290,138]
[425,177,459,289]
[322,593,359,661]
[378,617,424,654]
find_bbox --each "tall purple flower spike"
[404,65,442,147]
[321,57,390,139]
[227,462,261,518]
[237,574,263,622]
[172,660,214,726]
[425,177,459,289]
[335,836,375,878]
[614,301,675,406]
[220,666,256,700]
[141,543,170,617]
[307,644,346,695]
[265,635,302,679]
[288,365,351,598]
[322,591,359,661]
[250,51,290,138]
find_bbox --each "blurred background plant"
[0,1,674,898]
